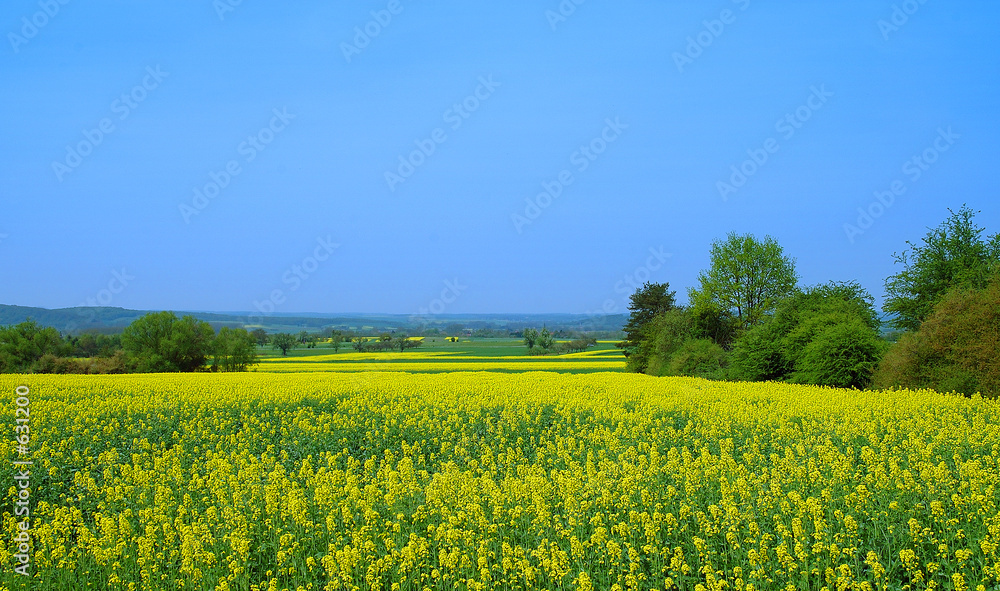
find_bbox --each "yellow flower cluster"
[1,372,998,591]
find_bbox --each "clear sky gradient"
[1,1,997,317]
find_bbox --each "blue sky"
[1,0,997,317]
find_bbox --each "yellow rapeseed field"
[1,372,999,591]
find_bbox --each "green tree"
[884,205,1000,331]
[250,328,268,347]
[641,308,694,376]
[616,282,677,372]
[689,300,738,350]
[538,327,554,350]
[729,282,885,388]
[393,334,422,352]
[331,333,343,353]
[790,317,887,389]
[121,312,214,372]
[0,320,69,373]
[689,233,798,332]
[666,338,728,380]
[271,333,297,356]
[875,273,1000,397]
[523,328,539,351]
[211,327,259,372]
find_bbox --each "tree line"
[619,205,999,397]
[0,311,258,374]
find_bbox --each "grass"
[255,338,626,374]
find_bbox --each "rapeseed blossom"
[0,372,997,590]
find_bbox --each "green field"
[254,338,627,373]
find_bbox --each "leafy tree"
[331,334,343,353]
[728,282,885,388]
[0,320,69,373]
[271,333,297,356]
[211,327,259,372]
[642,308,694,376]
[250,328,268,347]
[642,309,731,379]
[790,317,887,388]
[121,312,214,372]
[728,323,786,382]
[689,233,798,332]
[538,327,554,350]
[884,205,1000,331]
[616,282,677,372]
[393,334,422,352]
[666,338,728,380]
[69,332,121,358]
[523,328,539,350]
[875,273,1000,397]
[558,335,596,353]
[689,300,738,350]
[351,337,368,352]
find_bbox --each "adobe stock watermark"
[384,75,500,192]
[844,127,958,243]
[179,107,295,224]
[341,0,406,63]
[716,84,833,201]
[247,235,339,324]
[409,278,468,326]
[51,66,169,182]
[673,0,751,73]
[12,385,33,576]
[545,0,586,31]
[7,0,72,54]
[580,247,672,330]
[878,0,930,41]
[213,0,247,22]
[511,117,627,233]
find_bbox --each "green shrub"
[790,317,888,389]
[874,274,1000,397]
[666,338,728,380]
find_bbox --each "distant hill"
[0,304,627,335]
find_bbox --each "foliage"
[642,308,695,376]
[689,233,798,331]
[30,351,130,374]
[120,311,215,372]
[271,333,298,356]
[875,273,1000,397]
[393,335,422,353]
[211,327,259,372]
[3,372,998,589]
[0,320,69,373]
[250,328,269,346]
[689,299,738,350]
[884,205,1000,331]
[554,336,597,354]
[788,315,888,388]
[68,333,122,358]
[522,328,539,350]
[537,327,554,350]
[729,282,886,388]
[728,321,786,382]
[665,338,728,380]
[616,282,677,372]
